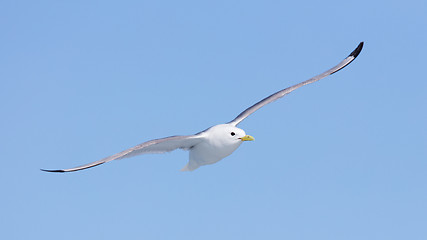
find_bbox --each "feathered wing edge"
[41,134,204,173]
[228,42,364,126]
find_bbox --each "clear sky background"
[1,0,426,239]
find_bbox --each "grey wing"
[228,42,364,126]
[41,134,204,173]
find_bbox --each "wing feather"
[41,134,204,173]
[228,42,364,126]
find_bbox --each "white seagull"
[42,42,364,173]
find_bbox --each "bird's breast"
[211,138,242,157]
[189,139,242,166]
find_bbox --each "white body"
[183,124,245,171]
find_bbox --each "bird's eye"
[231,132,235,136]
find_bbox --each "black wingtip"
[349,42,364,58]
[40,168,65,173]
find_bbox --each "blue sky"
[1,0,426,239]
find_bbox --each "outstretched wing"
[41,134,204,173]
[228,42,364,126]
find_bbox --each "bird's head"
[206,124,254,147]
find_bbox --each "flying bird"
[42,42,364,173]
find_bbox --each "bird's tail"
[180,161,200,171]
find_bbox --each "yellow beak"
[240,135,255,141]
